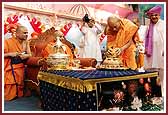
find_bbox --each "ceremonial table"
[37,69,160,111]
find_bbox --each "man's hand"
[19,53,31,60]
[9,52,19,57]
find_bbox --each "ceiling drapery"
[86,4,133,17]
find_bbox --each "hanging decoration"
[60,22,72,36]
[4,15,19,34]
[30,17,42,34]
[4,14,44,37]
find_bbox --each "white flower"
[131,96,142,110]
[151,97,163,105]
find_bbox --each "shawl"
[145,22,154,57]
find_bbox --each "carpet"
[4,95,42,111]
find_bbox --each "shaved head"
[16,25,27,32]
[15,25,28,40]
[107,16,121,33]
[107,16,120,25]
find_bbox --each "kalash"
[98,48,126,69]
[46,35,70,70]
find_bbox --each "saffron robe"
[106,18,138,70]
[4,37,25,100]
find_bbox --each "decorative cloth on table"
[38,69,158,93]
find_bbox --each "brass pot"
[47,53,70,70]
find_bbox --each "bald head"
[107,16,120,24]
[15,25,28,40]
[16,25,27,32]
[107,16,121,33]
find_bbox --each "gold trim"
[84,72,158,83]
[37,71,158,93]
[38,72,87,92]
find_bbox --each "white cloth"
[145,19,164,69]
[143,19,165,97]
[79,23,102,62]
[138,25,148,42]
[137,25,148,68]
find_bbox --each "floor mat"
[4,95,42,111]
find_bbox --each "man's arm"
[4,52,19,58]
[115,38,133,56]
[94,22,102,34]
[121,38,133,52]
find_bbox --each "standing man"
[145,5,164,96]
[80,14,102,65]
[145,5,164,69]
[4,25,32,100]
[104,16,138,70]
